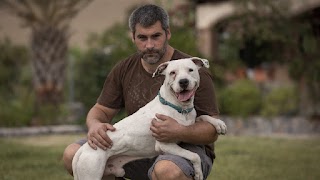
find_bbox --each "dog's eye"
[189,68,194,72]
[170,71,176,75]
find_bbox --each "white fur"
[72,57,227,180]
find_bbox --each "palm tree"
[1,0,92,108]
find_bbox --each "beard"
[139,41,167,64]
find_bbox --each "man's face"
[132,21,171,64]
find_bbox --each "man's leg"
[148,143,213,180]
[122,143,213,180]
[63,141,213,180]
[122,157,191,180]
[151,160,192,180]
[65,149,188,180]
[63,143,81,175]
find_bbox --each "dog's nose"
[179,79,189,89]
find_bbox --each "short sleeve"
[97,62,124,109]
[194,68,220,116]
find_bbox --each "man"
[63,4,220,180]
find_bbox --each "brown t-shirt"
[97,49,219,160]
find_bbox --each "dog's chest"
[155,104,196,126]
[174,113,196,126]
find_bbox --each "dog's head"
[153,57,209,104]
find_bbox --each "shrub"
[218,80,262,117]
[0,39,29,97]
[73,24,136,112]
[261,86,298,117]
[0,97,33,127]
[0,39,34,127]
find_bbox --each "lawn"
[0,134,319,180]
[213,136,320,180]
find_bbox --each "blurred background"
[1,0,319,134]
[0,0,319,179]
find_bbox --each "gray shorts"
[76,139,213,180]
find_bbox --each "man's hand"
[87,122,116,150]
[150,113,185,142]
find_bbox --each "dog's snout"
[179,79,189,89]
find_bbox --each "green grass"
[0,134,319,180]
[212,136,320,180]
[0,134,82,180]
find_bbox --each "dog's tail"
[72,146,83,180]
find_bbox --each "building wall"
[0,0,189,49]
[0,0,147,49]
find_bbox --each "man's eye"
[152,34,161,39]
[138,36,147,41]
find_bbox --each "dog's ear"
[191,57,210,69]
[152,62,169,77]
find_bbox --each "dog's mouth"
[175,89,196,102]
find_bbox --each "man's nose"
[146,39,155,49]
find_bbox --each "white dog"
[72,57,227,180]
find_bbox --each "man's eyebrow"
[152,32,162,36]
[137,34,147,38]
[137,32,163,37]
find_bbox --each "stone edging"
[222,116,320,136]
[1,116,319,137]
[0,125,86,137]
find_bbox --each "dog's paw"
[194,172,203,180]
[214,118,227,135]
[197,115,227,135]
[193,164,204,180]
[194,173,201,180]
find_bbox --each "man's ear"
[166,28,171,40]
[131,32,135,42]
[152,62,169,77]
[191,57,210,69]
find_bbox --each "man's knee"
[63,143,81,175]
[151,160,192,180]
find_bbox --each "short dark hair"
[129,4,170,35]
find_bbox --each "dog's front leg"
[156,141,203,180]
[197,115,227,135]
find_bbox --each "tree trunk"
[31,25,68,106]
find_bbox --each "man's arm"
[150,114,219,144]
[86,103,120,150]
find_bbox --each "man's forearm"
[179,120,218,145]
[86,105,113,128]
